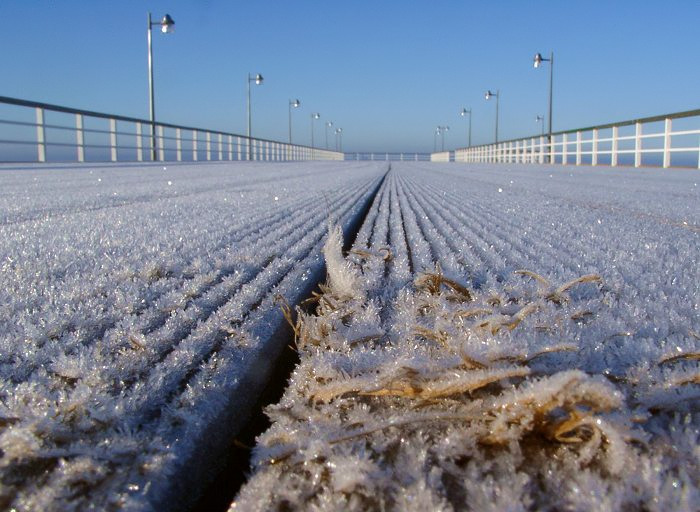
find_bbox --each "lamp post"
[459,108,472,148]
[434,128,440,152]
[146,12,175,161]
[246,73,264,159]
[536,115,545,136]
[335,128,343,152]
[288,99,300,143]
[533,52,554,146]
[325,121,333,149]
[437,126,449,151]
[310,112,320,158]
[484,90,500,143]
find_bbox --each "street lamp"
[459,108,472,148]
[535,115,545,136]
[533,51,554,145]
[288,99,300,143]
[325,121,333,149]
[247,73,264,138]
[433,128,440,152]
[146,12,175,161]
[310,112,320,157]
[437,125,450,151]
[484,90,500,143]
[335,128,343,152]
[246,73,263,160]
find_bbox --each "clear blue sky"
[1,1,698,153]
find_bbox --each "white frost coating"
[233,163,699,511]
[322,224,364,301]
[0,161,388,511]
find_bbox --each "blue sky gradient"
[1,1,698,153]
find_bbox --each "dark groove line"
[189,166,389,512]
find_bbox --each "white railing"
[449,109,700,169]
[430,151,451,162]
[0,96,344,163]
[348,152,431,162]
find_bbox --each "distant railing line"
[0,95,343,163]
[435,108,700,168]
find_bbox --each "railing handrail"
[456,107,700,151]
[0,94,321,150]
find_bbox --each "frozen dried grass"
[238,225,698,512]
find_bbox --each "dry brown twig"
[415,263,473,302]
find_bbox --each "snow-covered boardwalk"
[1,161,698,511]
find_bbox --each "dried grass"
[249,226,662,509]
[415,263,473,302]
[659,351,700,365]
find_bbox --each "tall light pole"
[459,108,472,148]
[325,121,333,149]
[147,12,175,161]
[335,128,343,152]
[533,52,554,145]
[484,90,500,143]
[536,115,545,136]
[310,112,320,157]
[288,99,300,143]
[437,125,449,151]
[247,72,264,139]
[434,128,440,152]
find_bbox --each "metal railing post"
[663,118,672,168]
[136,122,143,162]
[218,133,223,160]
[634,122,642,168]
[539,136,544,164]
[592,129,598,166]
[611,125,618,166]
[158,125,165,161]
[228,135,233,160]
[192,130,198,161]
[562,133,567,165]
[176,128,182,162]
[76,114,85,162]
[110,118,118,162]
[35,107,46,162]
[549,133,555,164]
[576,131,582,165]
[206,132,211,161]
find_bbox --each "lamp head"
[160,14,175,33]
[291,99,300,108]
[255,74,264,85]
[485,91,492,100]
[327,121,333,127]
[312,113,320,120]
[533,52,543,68]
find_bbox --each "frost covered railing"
[0,95,344,163]
[451,108,700,169]
[430,151,451,162]
[348,152,431,162]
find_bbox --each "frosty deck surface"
[1,162,698,511]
